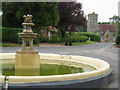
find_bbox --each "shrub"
[71,35,88,42]
[2,27,22,43]
[35,35,62,43]
[48,35,59,43]
[65,34,88,42]
[58,36,65,43]
[116,23,120,45]
[40,36,49,43]
[70,32,100,42]
[79,36,88,42]
[116,35,120,45]
[2,27,99,44]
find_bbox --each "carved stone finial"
[23,14,32,23]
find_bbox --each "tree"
[109,15,120,45]
[79,18,87,32]
[115,16,120,45]
[57,2,86,38]
[98,22,110,24]
[109,15,120,36]
[109,15,120,23]
[2,2,59,30]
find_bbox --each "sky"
[77,0,120,22]
[0,0,119,22]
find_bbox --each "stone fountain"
[0,14,112,88]
[15,14,40,76]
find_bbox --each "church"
[87,12,117,42]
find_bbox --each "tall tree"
[57,2,86,37]
[2,2,59,30]
[109,15,120,45]
[109,15,120,23]
[109,15,120,33]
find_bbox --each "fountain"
[0,14,112,88]
[15,14,40,76]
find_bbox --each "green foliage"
[39,35,63,43]
[72,41,97,46]
[116,23,120,45]
[69,35,88,42]
[48,35,59,43]
[2,26,100,45]
[57,2,86,38]
[109,15,120,23]
[98,22,110,24]
[0,43,21,47]
[0,43,12,47]
[2,27,22,43]
[116,35,120,45]
[34,35,49,44]
[70,32,100,42]
[2,27,100,44]
[2,2,59,30]
[35,33,88,44]
[2,2,59,44]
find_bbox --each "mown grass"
[0,41,97,47]
[72,41,97,46]
[0,43,21,47]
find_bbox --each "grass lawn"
[0,41,97,47]
[0,43,21,47]
[72,41,97,46]
[0,43,40,47]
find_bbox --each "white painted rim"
[0,53,110,84]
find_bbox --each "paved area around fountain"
[1,42,119,89]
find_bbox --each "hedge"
[48,35,59,43]
[2,27,99,44]
[2,27,22,43]
[36,34,88,43]
[65,35,88,42]
[70,32,101,42]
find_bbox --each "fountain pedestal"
[15,51,40,76]
[15,14,40,76]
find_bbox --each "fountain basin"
[0,53,112,88]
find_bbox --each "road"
[1,42,119,88]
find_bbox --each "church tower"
[87,12,98,33]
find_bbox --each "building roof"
[98,24,117,32]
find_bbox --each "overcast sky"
[77,0,120,22]
[0,0,119,22]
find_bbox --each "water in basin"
[2,59,96,76]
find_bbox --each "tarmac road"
[1,42,119,89]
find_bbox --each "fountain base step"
[15,53,40,76]
[16,50,38,54]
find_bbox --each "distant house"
[42,26,58,38]
[98,24,117,42]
